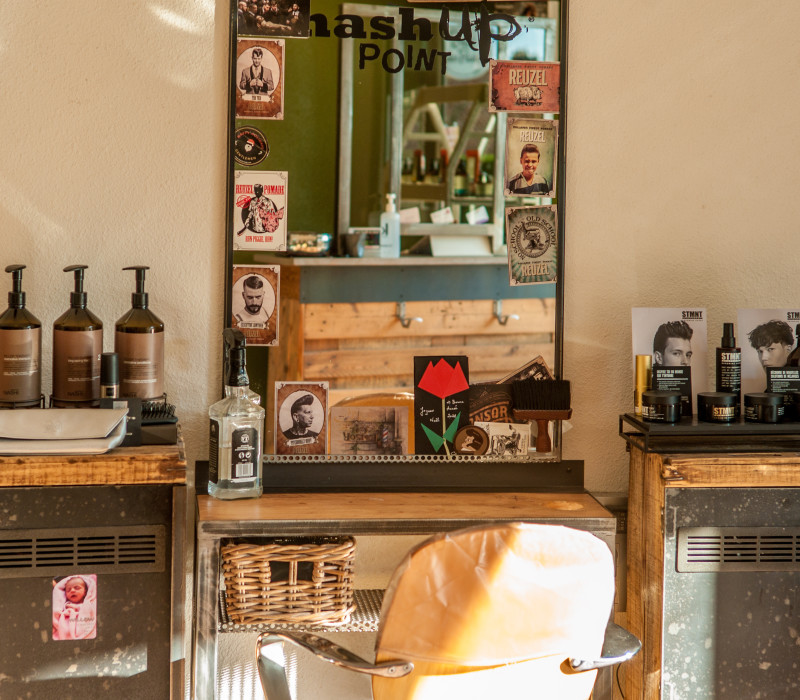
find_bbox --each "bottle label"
[208,419,220,485]
[116,331,164,400]
[0,328,41,405]
[231,427,259,481]
[52,328,102,404]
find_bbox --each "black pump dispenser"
[6,264,27,309]
[65,264,88,309]
[124,265,149,308]
[721,323,736,349]
[223,328,249,388]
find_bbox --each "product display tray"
[619,413,800,454]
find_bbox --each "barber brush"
[510,378,572,453]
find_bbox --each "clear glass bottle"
[208,329,264,499]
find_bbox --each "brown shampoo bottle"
[115,266,164,400]
[52,265,103,407]
[0,265,42,407]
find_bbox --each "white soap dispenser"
[379,193,401,258]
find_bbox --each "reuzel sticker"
[506,205,558,285]
[489,60,560,113]
[505,117,558,198]
[233,170,287,251]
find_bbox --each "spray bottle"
[0,265,42,408]
[115,266,165,399]
[208,328,264,499]
[52,265,103,407]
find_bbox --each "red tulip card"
[414,356,469,456]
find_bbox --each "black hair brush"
[510,378,571,453]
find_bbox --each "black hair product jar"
[641,390,681,423]
[697,392,738,423]
[744,392,785,423]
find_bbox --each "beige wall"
[564,1,800,491]
[0,0,229,468]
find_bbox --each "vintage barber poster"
[236,39,284,120]
[505,118,557,197]
[274,381,328,455]
[231,265,279,346]
[489,60,560,113]
[506,205,557,285]
[237,0,310,39]
[329,406,409,456]
[233,170,287,251]
[737,308,800,396]
[632,308,708,413]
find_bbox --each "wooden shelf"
[0,433,187,487]
[197,492,610,526]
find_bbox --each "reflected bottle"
[454,159,468,196]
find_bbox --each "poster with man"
[236,39,284,119]
[737,309,800,395]
[274,382,328,455]
[632,308,708,413]
[504,118,557,198]
[233,170,287,251]
[231,265,279,346]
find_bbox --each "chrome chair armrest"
[256,631,413,700]
[568,621,641,672]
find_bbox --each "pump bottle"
[208,329,264,499]
[379,193,401,258]
[0,265,42,408]
[115,266,165,400]
[52,265,103,407]
[715,322,741,399]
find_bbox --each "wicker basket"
[220,537,356,626]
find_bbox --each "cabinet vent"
[0,525,165,578]
[677,527,800,573]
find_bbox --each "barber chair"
[255,522,640,700]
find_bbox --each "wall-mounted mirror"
[225,0,566,462]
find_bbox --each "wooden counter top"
[197,491,610,524]
[0,436,187,487]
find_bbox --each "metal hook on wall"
[396,302,423,329]
[493,300,519,326]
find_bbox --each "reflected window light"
[148,4,206,35]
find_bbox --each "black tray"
[619,413,800,454]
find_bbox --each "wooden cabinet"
[623,437,800,699]
[0,441,188,699]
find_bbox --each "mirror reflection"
[232,1,562,457]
